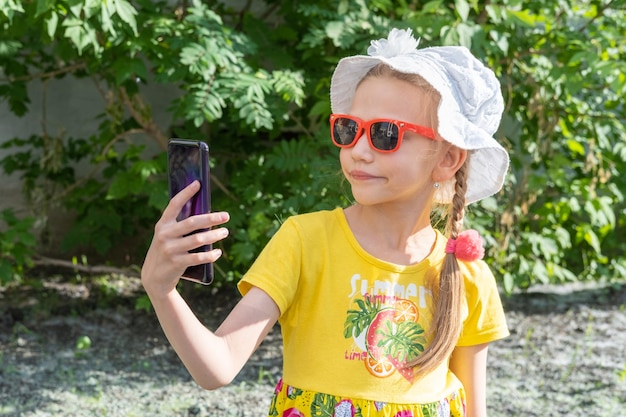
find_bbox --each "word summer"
[348,274,432,308]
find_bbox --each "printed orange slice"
[365,354,396,378]
[393,299,419,323]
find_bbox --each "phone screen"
[167,139,213,284]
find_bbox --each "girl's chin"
[349,190,388,207]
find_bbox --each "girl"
[141,28,510,417]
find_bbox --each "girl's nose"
[349,131,375,160]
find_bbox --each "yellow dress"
[239,209,508,417]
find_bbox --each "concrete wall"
[0,75,178,256]
[1,77,99,214]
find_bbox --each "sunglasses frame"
[330,113,438,153]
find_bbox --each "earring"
[433,182,440,189]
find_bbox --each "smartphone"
[167,138,213,284]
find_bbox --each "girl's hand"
[141,181,230,297]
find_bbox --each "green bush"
[1,0,624,290]
[0,208,35,283]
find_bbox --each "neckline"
[332,207,445,272]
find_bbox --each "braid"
[407,159,470,377]
[449,162,469,238]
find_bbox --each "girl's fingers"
[162,212,229,246]
[153,216,230,270]
[155,228,226,281]
[176,246,224,267]
[161,180,201,222]
[178,227,230,254]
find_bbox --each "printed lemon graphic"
[365,354,396,378]
[393,299,419,323]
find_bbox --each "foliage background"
[1,0,625,292]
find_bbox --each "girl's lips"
[349,170,379,180]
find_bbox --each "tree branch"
[5,62,87,83]
[119,87,170,150]
[32,255,140,277]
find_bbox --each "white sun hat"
[330,28,509,205]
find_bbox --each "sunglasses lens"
[370,122,399,151]
[333,117,359,145]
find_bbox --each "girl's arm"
[449,343,489,417]
[142,181,280,389]
[146,285,279,390]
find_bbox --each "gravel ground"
[1,276,625,417]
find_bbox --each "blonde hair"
[362,64,469,377]
[411,162,468,376]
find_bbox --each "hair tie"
[445,229,485,261]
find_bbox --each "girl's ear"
[433,145,467,182]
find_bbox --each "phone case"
[167,138,213,284]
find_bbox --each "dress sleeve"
[237,218,302,316]
[456,260,510,346]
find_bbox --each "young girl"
[141,28,510,417]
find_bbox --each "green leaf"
[548,263,578,283]
[584,229,601,254]
[455,0,470,22]
[75,335,92,351]
[490,29,509,54]
[532,260,549,284]
[113,0,138,35]
[325,21,344,45]
[0,0,24,22]
[503,272,515,294]
[441,25,460,46]
[45,12,58,38]
[566,139,585,156]
[101,1,115,35]
[134,294,153,313]
[423,0,444,14]
[585,197,616,229]
[63,19,100,55]
[506,10,537,27]
[272,70,305,107]
[0,260,15,284]
[0,40,22,57]
[112,58,148,84]
[35,0,52,17]
[68,2,84,18]
[455,22,479,48]
[107,170,138,199]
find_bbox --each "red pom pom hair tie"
[445,229,485,261]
